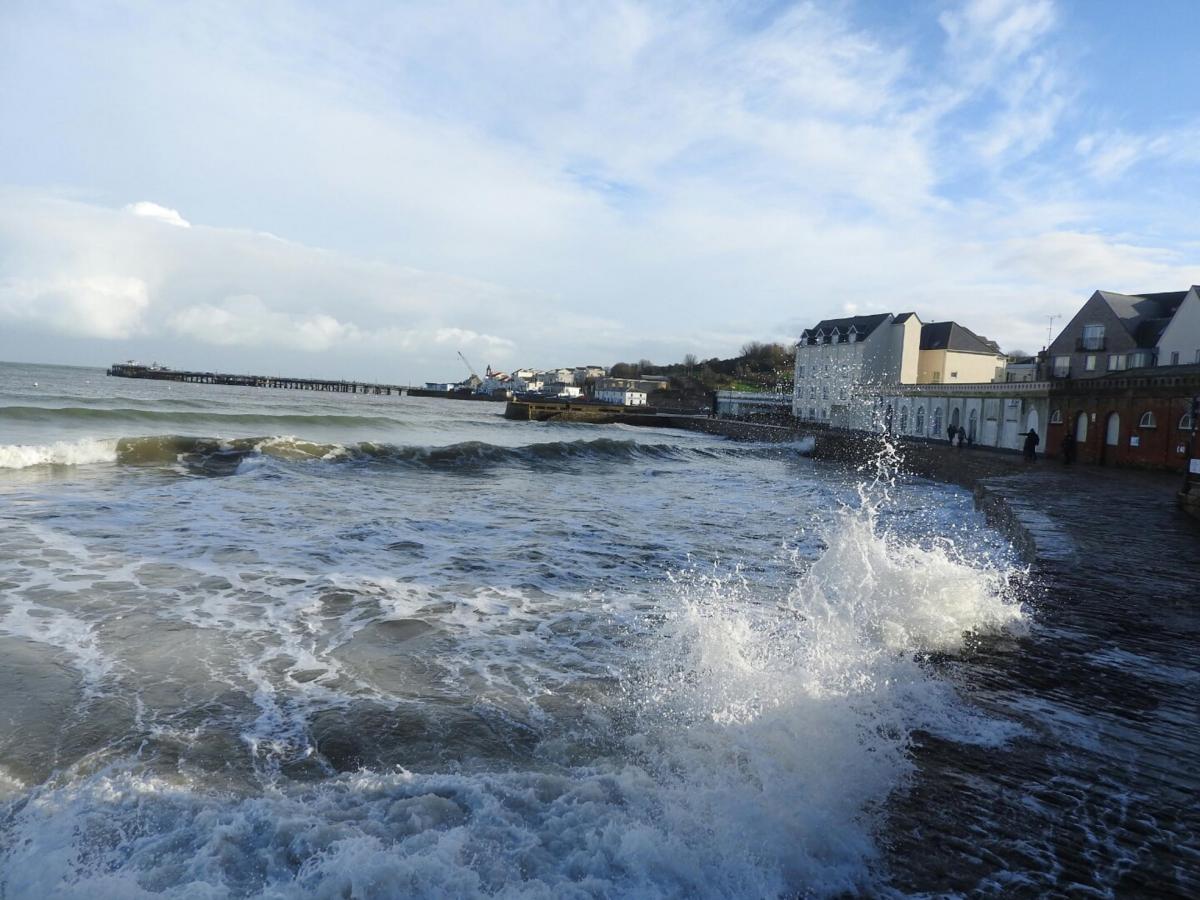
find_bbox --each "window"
[1053,356,1070,377]
[1085,355,1096,371]
[932,371,941,384]
[949,371,958,379]
[1179,413,1194,431]
[809,386,815,398]
[899,406,909,433]
[1080,324,1105,351]
[796,365,805,379]
[1108,354,1125,371]
[1170,351,1180,365]
[1128,351,1154,369]
[1139,411,1157,428]
[1050,409,1063,424]
[915,406,926,435]
[808,407,816,419]
[822,386,829,400]
[931,407,943,436]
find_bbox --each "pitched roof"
[1096,290,1189,347]
[919,321,1001,355]
[892,312,917,323]
[801,313,891,337]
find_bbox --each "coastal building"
[573,366,606,385]
[1004,356,1038,382]
[1155,285,1200,366]
[792,312,923,428]
[594,388,647,406]
[873,381,1051,450]
[1046,288,1189,379]
[916,322,1006,384]
[595,376,668,394]
[715,390,790,419]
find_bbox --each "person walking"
[947,423,956,444]
[1023,427,1040,461]
[1061,431,1076,465]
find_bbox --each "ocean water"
[0,361,1191,898]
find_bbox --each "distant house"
[917,321,1007,384]
[1047,289,1189,378]
[595,388,646,406]
[1004,356,1038,383]
[792,312,923,428]
[573,365,606,385]
[1155,285,1200,366]
[595,376,667,394]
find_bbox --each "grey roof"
[892,312,917,323]
[1096,290,1188,347]
[919,321,1002,355]
[801,313,891,337]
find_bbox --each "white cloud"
[0,2,1198,376]
[124,201,191,228]
[0,274,149,339]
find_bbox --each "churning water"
[0,361,1192,898]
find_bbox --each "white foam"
[0,437,118,469]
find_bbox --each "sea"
[0,359,1194,898]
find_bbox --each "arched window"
[1179,413,1195,431]
[899,406,909,433]
[1049,409,1063,424]
[915,406,926,435]
[968,409,978,441]
[1139,411,1157,428]
[931,406,943,437]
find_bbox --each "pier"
[107,363,406,395]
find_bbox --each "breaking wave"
[1,434,815,472]
[0,437,120,469]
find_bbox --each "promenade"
[885,451,1200,895]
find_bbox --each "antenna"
[1045,314,1061,349]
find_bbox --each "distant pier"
[107,363,406,395]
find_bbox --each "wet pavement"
[884,457,1200,897]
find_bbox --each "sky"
[1,0,1198,382]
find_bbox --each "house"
[916,321,1007,384]
[595,388,647,406]
[1155,285,1200,366]
[1046,289,1189,379]
[573,366,606,385]
[1004,356,1038,383]
[792,312,923,428]
[594,376,668,394]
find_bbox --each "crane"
[457,351,482,383]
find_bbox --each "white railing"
[716,390,791,404]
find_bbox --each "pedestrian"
[1023,427,1040,461]
[1061,431,1076,465]
[956,426,965,449]
[947,423,956,443]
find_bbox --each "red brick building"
[1044,365,1200,471]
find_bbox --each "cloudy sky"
[2,0,1198,381]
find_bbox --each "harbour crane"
[457,351,482,383]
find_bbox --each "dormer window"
[848,326,859,342]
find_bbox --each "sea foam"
[0,438,119,469]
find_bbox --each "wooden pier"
[107,363,406,395]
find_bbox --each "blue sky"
[1,0,1198,380]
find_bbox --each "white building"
[595,388,647,406]
[793,312,923,428]
[873,381,1052,450]
[1156,285,1200,366]
[573,366,606,385]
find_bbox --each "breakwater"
[107,362,405,394]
